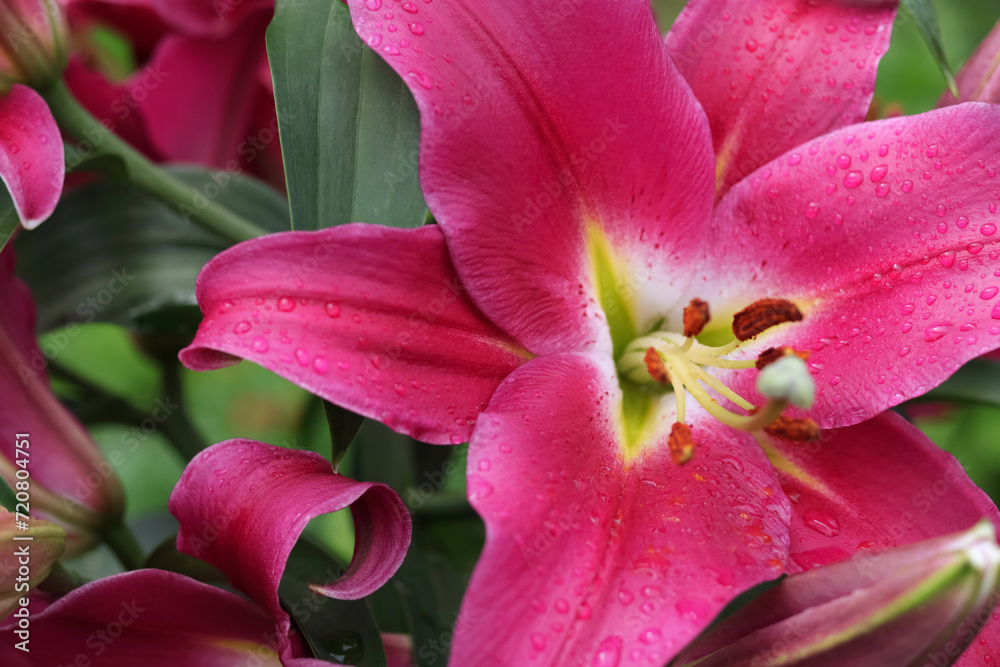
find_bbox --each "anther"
[644,347,670,385]
[668,422,695,465]
[756,346,811,371]
[763,415,820,442]
[683,298,711,338]
[732,298,803,341]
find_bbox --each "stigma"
[616,298,817,464]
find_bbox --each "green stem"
[38,561,87,597]
[40,79,268,243]
[103,521,145,571]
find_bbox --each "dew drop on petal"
[870,165,888,182]
[843,171,863,188]
[638,627,662,645]
[251,336,269,353]
[956,216,969,229]
[923,322,952,342]
[364,0,382,9]
[295,348,310,366]
[277,297,296,312]
[803,510,840,537]
[982,287,999,300]
[325,302,341,318]
[982,223,998,236]
[408,21,424,35]
[530,633,546,651]
[313,356,329,374]
[234,321,252,334]
[592,637,622,667]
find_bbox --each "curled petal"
[0,569,329,666]
[667,0,896,197]
[454,353,790,665]
[940,18,1000,105]
[180,224,528,444]
[0,86,64,229]
[169,439,411,654]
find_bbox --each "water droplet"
[364,0,382,8]
[367,33,383,47]
[313,356,329,374]
[875,182,890,197]
[843,170,863,188]
[901,303,915,315]
[926,144,939,158]
[219,300,234,314]
[554,599,569,614]
[251,336,269,353]
[745,39,758,52]
[592,637,622,667]
[295,348,310,366]
[638,627,662,644]
[478,458,492,471]
[803,510,841,537]
[836,154,852,169]
[408,21,424,35]
[870,165,888,182]
[982,287,999,300]
[982,223,997,236]
[901,180,913,193]
[804,202,819,218]
[617,588,634,605]
[277,296,296,312]
[530,633,547,651]
[923,322,952,342]
[956,216,969,229]
[234,321,252,334]
[450,434,464,444]
[878,144,889,157]
[325,302,341,318]
[787,153,802,166]
[938,251,956,268]
[408,69,433,89]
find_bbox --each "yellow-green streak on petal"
[758,437,833,498]
[585,223,659,458]
[586,223,636,358]
[209,639,282,664]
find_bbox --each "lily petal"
[346,0,715,356]
[169,439,411,656]
[939,18,1000,105]
[0,250,123,540]
[711,104,1000,427]
[0,85,64,229]
[147,0,273,36]
[666,0,896,198]
[0,569,329,666]
[759,411,1000,572]
[454,353,790,665]
[179,224,528,444]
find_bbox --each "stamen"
[668,422,695,465]
[644,347,670,385]
[732,298,803,341]
[756,355,815,409]
[756,346,811,370]
[763,415,820,442]
[683,298,710,338]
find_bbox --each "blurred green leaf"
[900,0,959,96]
[922,359,1000,408]
[14,168,288,335]
[267,0,427,230]
[280,538,387,666]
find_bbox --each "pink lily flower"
[0,248,123,552]
[0,439,411,665]
[179,0,1000,663]
[0,0,66,227]
[62,0,283,187]
[939,17,1000,106]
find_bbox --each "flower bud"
[0,0,68,93]
[0,508,65,619]
[675,521,1000,666]
[939,18,1000,105]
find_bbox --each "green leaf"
[267,0,427,230]
[900,0,959,97]
[280,538,387,666]
[14,168,289,335]
[0,186,18,255]
[323,400,366,470]
[922,359,1000,408]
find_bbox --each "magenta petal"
[766,412,1000,665]
[170,439,411,652]
[138,17,270,167]
[453,353,790,665]
[0,86,64,229]
[180,224,528,444]
[0,570,326,666]
[761,411,1000,573]
[347,0,714,355]
[666,0,896,198]
[148,0,273,35]
[712,104,1000,427]
[0,250,122,537]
